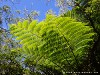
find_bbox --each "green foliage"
[75,0,100,26]
[10,14,96,73]
[0,28,24,75]
[72,1,100,71]
[0,50,24,75]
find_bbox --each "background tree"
[0,0,49,74]
[0,0,39,74]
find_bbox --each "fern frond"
[10,14,96,73]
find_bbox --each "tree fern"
[10,14,96,74]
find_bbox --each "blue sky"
[14,0,60,21]
[1,0,60,21]
[1,0,72,29]
[0,0,60,29]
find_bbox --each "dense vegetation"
[0,0,100,75]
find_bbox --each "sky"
[1,0,60,21]
[0,0,61,29]
[0,0,72,29]
[15,0,60,21]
